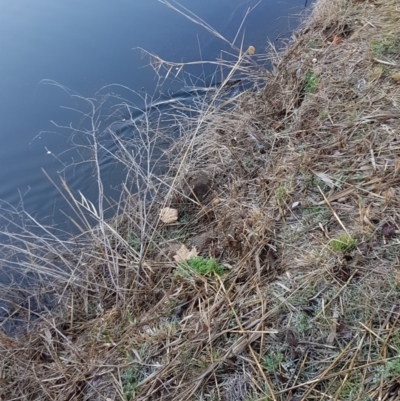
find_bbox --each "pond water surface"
[0,0,310,235]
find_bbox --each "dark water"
[0,0,309,234]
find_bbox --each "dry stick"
[217,277,277,401]
[273,355,400,397]
[231,1,261,48]
[157,0,232,48]
[333,331,367,401]
[361,334,375,400]
[317,185,348,234]
[136,48,250,77]
[299,334,358,400]
[285,349,309,393]
[379,304,400,357]
[50,173,90,232]
[314,269,359,320]
[374,58,398,67]
[257,284,266,362]
[360,322,389,401]
[359,322,399,354]
[206,292,224,401]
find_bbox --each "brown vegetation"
[1,0,400,400]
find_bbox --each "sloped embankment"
[1,0,400,400]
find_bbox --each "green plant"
[127,232,157,253]
[178,213,189,224]
[262,348,284,373]
[127,232,141,252]
[306,174,324,189]
[275,185,287,203]
[101,329,113,343]
[275,183,294,207]
[179,256,224,276]
[304,70,319,94]
[121,367,138,400]
[387,330,400,351]
[167,299,178,317]
[384,358,400,379]
[331,234,357,252]
[242,156,255,169]
[307,38,324,48]
[303,206,330,224]
[370,36,398,57]
[338,376,362,400]
[296,311,311,334]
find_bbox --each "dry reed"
[1,0,400,400]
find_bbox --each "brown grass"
[1,0,400,400]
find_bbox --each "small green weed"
[121,367,138,400]
[178,213,189,224]
[304,70,319,94]
[338,376,362,400]
[127,312,136,324]
[281,224,304,243]
[387,330,400,351]
[101,330,113,343]
[296,311,311,334]
[331,234,357,252]
[307,174,324,189]
[177,256,224,277]
[275,183,293,206]
[262,348,284,373]
[127,232,157,253]
[127,232,141,252]
[307,38,324,49]
[275,186,287,203]
[303,206,330,224]
[384,358,400,379]
[369,65,384,81]
[167,299,178,317]
[370,36,398,57]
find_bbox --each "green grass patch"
[370,36,399,57]
[262,348,284,373]
[121,367,138,400]
[331,234,357,252]
[274,181,294,206]
[304,70,319,94]
[127,232,141,252]
[384,358,400,380]
[296,311,312,334]
[303,206,330,222]
[338,375,363,400]
[177,256,224,277]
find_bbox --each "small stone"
[312,58,318,64]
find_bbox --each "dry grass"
[1,0,400,400]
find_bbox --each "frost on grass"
[2,0,400,400]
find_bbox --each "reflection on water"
[0,0,311,235]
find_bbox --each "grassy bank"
[1,0,400,399]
